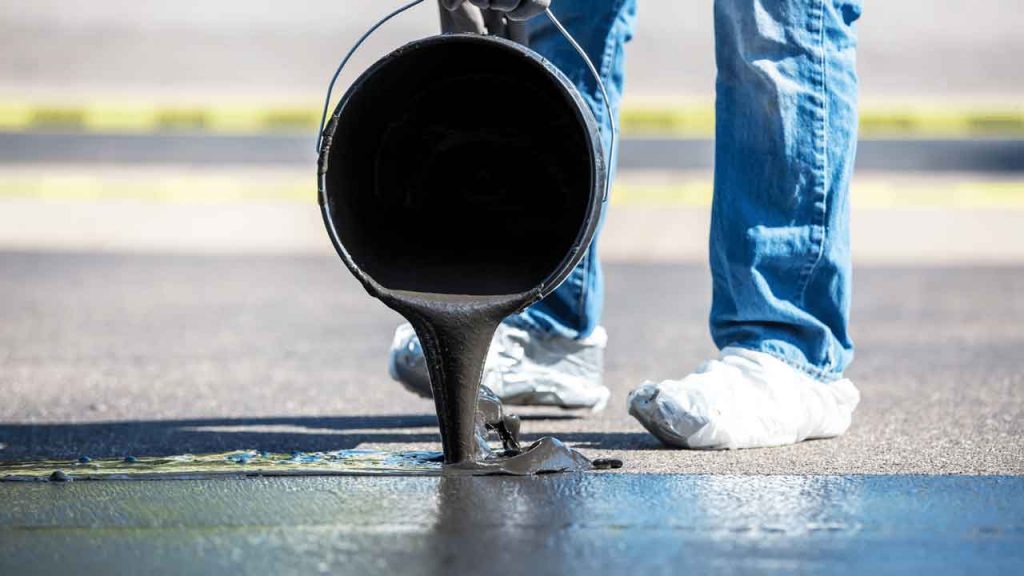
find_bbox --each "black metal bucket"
[318,32,606,304]
[315,5,613,470]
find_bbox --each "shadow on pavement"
[0,413,660,461]
[522,431,663,450]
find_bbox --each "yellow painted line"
[612,181,714,206]
[0,104,322,134]
[1,173,1022,208]
[619,105,1024,138]
[0,103,33,131]
[0,174,312,203]
[619,105,716,137]
[1,102,1021,137]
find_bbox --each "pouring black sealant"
[319,33,614,475]
[383,290,594,474]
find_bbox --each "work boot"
[627,346,860,450]
[388,321,610,412]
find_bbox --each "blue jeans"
[519,0,862,381]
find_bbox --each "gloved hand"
[441,0,550,21]
[438,0,549,41]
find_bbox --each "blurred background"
[3,0,1022,101]
[1,0,1021,261]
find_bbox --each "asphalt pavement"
[1,252,1021,475]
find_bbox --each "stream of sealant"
[380,290,614,475]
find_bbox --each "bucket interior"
[323,36,596,296]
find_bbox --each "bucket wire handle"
[316,0,426,154]
[317,2,615,201]
[542,8,615,201]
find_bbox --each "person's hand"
[438,1,487,35]
[440,0,550,22]
[438,0,548,42]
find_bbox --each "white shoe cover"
[627,347,860,450]
[388,322,611,412]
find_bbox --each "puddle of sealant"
[0,449,444,481]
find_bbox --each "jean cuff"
[506,310,584,341]
[725,340,846,383]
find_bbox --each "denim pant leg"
[510,0,637,340]
[710,0,863,380]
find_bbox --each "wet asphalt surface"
[2,474,1023,576]
[1,253,1023,574]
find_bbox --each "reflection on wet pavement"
[2,474,1021,575]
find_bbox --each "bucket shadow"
[0,414,652,462]
[0,415,438,461]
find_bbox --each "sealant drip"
[383,290,600,475]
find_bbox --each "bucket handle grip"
[317,1,615,201]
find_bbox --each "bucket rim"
[317,32,607,306]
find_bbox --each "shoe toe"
[387,324,433,399]
[629,381,711,448]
